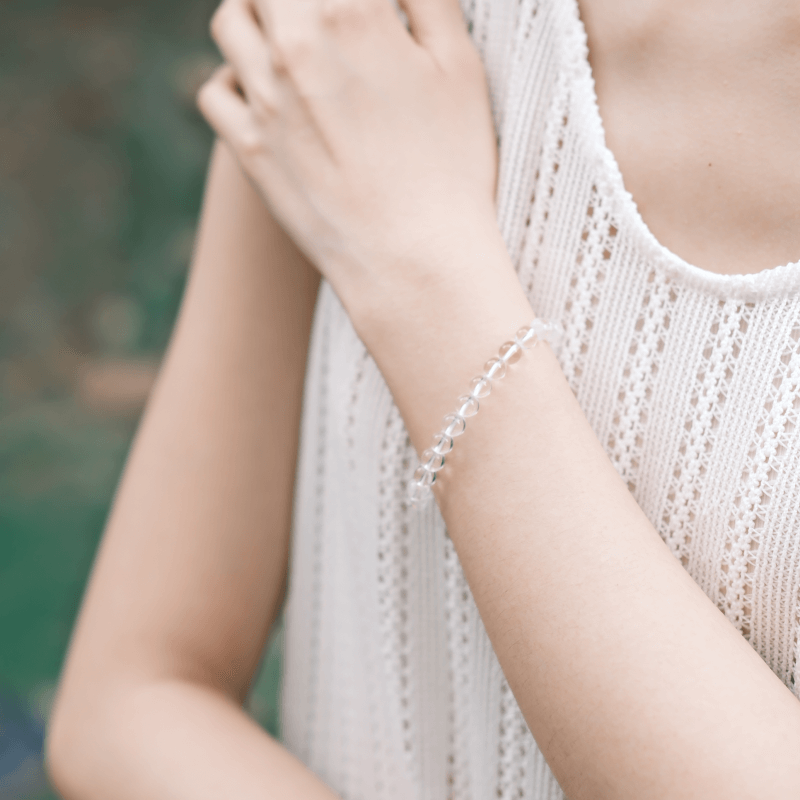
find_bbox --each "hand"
[197,0,500,323]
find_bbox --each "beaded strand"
[408,318,564,507]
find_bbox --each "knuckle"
[195,72,218,116]
[209,3,228,43]
[319,0,377,31]
[238,125,265,159]
[195,80,211,113]
[269,30,315,74]
[250,81,277,116]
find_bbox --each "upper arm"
[52,142,320,727]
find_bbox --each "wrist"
[348,220,519,348]
[347,230,538,454]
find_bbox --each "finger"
[254,0,319,50]
[197,65,255,150]
[396,0,469,50]
[210,0,273,101]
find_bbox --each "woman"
[46,0,800,798]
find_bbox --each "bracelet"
[407,318,564,507]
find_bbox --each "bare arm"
[45,141,339,800]
[196,1,800,797]
[365,243,800,800]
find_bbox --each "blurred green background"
[0,1,281,797]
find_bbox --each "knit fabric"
[280,0,800,797]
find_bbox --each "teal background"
[0,2,281,796]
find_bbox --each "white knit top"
[280,0,800,797]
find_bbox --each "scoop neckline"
[561,0,800,302]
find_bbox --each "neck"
[579,0,800,275]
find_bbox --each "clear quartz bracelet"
[407,318,564,507]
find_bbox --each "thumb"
[396,0,469,51]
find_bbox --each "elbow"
[44,683,98,800]
[44,692,80,798]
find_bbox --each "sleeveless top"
[280,1,800,797]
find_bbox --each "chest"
[466,0,800,687]
[576,0,800,276]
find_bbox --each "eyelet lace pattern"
[280,1,800,798]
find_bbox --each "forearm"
[86,139,317,693]
[51,679,341,800]
[48,142,324,796]
[356,231,800,799]
[187,0,800,790]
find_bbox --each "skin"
[47,143,336,800]
[582,0,800,275]
[47,1,800,799]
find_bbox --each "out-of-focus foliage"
[0,2,280,796]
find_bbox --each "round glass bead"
[515,326,536,349]
[456,395,479,418]
[532,318,564,348]
[422,449,446,472]
[484,357,507,381]
[469,376,491,399]
[432,433,454,455]
[499,341,523,364]
[443,413,466,437]
[413,466,435,486]
[531,318,550,339]
[408,482,430,505]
